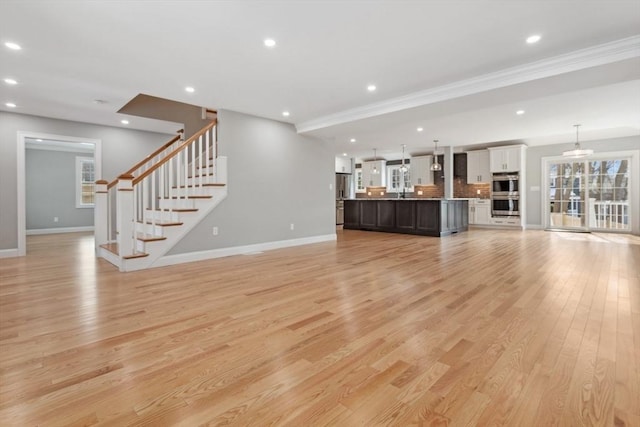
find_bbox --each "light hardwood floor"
[1,229,639,426]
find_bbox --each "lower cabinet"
[344,199,468,237]
[469,199,491,225]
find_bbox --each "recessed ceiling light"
[185,86,195,93]
[4,78,17,85]
[342,153,348,156]
[417,127,423,132]
[282,111,290,117]
[4,42,21,50]
[36,139,43,142]
[367,84,377,92]
[516,110,525,115]
[264,38,276,48]
[5,102,16,108]
[350,138,356,143]
[526,35,541,44]
[121,120,129,125]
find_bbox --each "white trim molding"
[152,234,337,269]
[17,131,102,256]
[296,36,640,133]
[26,226,94,236]
[0,248,19,258]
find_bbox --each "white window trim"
[76,156,95,208]
[355,168,365,193]
[386,164,413,193]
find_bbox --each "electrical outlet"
[290,223,294,231]
[53,217,59,223]
[212,226,218,236]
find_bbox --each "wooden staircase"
[96,120,228,272]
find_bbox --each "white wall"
[168,109,336,254]
[26,148,94,230]
[0,111,173,250]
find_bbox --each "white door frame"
[541,149,639,234]
[17,131,102,256]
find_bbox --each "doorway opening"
[17,132,102,256]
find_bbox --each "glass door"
[545,156,631,232]
[548,160,588,231]
[588,159,630,231]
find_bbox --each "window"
[76,156,95,208]
[386,165,411,192]
[355,168,364,192]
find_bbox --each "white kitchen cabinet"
[466,150,491,184]
[335,156,352,174]
[469,199,491,225]
[362,160,386,187]
[410,155,433,186]
[489,145,525,173]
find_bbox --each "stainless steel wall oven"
[492,173,520,216]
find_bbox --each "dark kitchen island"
[344,199,468,237]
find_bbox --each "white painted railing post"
[94,180,109,253]
[116,174,135,258]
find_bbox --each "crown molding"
[296,35,640,134]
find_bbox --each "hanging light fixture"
[399,144,408,172]
[430,139,442,171]
[371,148,380,174]
[563,124,593,158]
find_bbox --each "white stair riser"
[168,184,218,197]
[144,210,181,222]
[158,198,197,210]
[135,222,168,236]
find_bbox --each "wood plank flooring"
[0,228,639,426]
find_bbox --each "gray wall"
[169,109,335,254]
[26,149,94,230]
[0,111,173,250]
[525,135,640,232]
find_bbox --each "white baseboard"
[525,224,544,230]
[153,233,337,269]
[26,226,94,235]
[0,248,19,258]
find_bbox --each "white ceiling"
[1,0,639,161]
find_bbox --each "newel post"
[116,174,135,258]
[94,180,109,252]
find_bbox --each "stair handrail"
[107,129,184,189]
[132,120,216,186]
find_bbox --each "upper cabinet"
[466,150,490,183]
[335,156,352,174]
[488,145,526,173]
[362,160,386,187]
[410,155,433,186]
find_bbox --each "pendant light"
[430,139,442,171]
[371,148,380,174]
[399,144,408,172]
[563,124,593,158]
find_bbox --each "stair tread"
[137,221,184,226]
[136,233,167,242]
[100,243,149,259]
[187,173,215,178]
[162,195,213,199]
[145,208,199,212]
[172,183,226,189]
